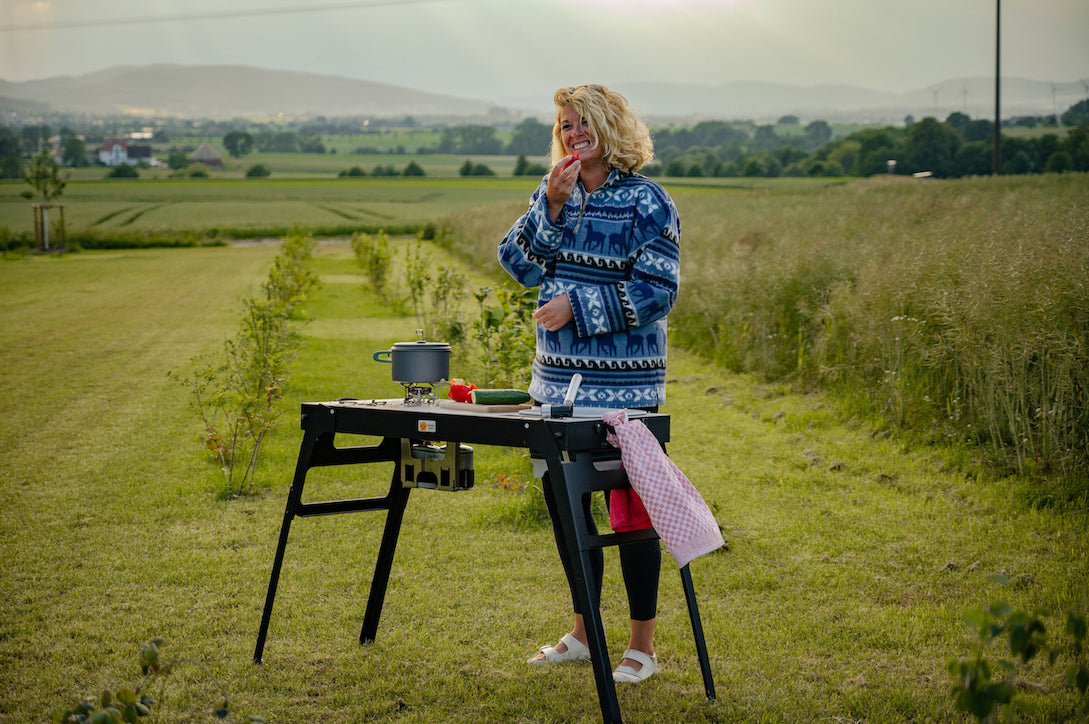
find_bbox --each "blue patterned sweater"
[498,169,681,407]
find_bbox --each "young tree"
[21,146,69,250]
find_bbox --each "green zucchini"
[470,388,531,405]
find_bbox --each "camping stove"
[400,440,474,491]
[401,382,439,406]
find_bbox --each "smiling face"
[549,83,654,173]
[558,105,601,167]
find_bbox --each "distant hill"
[0,64,1084,122]
[0,64,496,119]
[507,78,1088,123]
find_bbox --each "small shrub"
[245,163,270,178]
[948,582,1088,722]
[470,285,536,388]
[350,229,392,300]
[0,225,31,257]
[459,160,495,176]
[339,165,366,177]
[106,163,138,179]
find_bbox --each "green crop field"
[0,176,540,237]
[0,173,827,245]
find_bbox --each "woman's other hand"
[532,293,573,331]
[546,155,580,222]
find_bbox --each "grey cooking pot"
[373,332,450,384]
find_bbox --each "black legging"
[541,474,661,621]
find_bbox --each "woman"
[497,83,681,684]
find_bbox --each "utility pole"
[993,0,1001,175]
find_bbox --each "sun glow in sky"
[560,0,752,10]
[1,0,1086,110]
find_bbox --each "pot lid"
[390,328,449,351]
[390,340,450,351]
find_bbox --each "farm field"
[0,174,833,239]
[1,238,1086,722]
[0,176,541,236]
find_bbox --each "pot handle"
[372,350,392,363]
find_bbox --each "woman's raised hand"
[546,153,580,222]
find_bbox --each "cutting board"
[438,399,533,413]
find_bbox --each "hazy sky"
[2,0,1087,106]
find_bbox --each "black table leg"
[254,429,319,664]
[680,564,716,700]
[543,457,623,724]
[575,548,622,724]
[360,472,411,644]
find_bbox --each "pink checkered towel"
[602,409,724,568]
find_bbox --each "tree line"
[3,99,1087,180]
[651,105,1089,179]
[213,102,1089,180]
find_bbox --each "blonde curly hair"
[550,84,654,173]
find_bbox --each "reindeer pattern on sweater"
[498,169,681,407]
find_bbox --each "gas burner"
[401,382,438,406]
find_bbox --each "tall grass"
[437,174,1089,491]
[808,178,1089,488]
[683,175,1089,488]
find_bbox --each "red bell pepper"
[448,378,478,403]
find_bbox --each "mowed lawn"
[1,243,1086,723]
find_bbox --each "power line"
[0,0,454,33]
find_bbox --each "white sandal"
[612,649,658,683]
[527,633,591,665]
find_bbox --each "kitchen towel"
[602,409,724,568]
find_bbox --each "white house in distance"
[99,138,130,166]
[99,137,158,166]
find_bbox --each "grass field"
[1,241,1086,722]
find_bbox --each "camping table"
[254,398,715,724]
